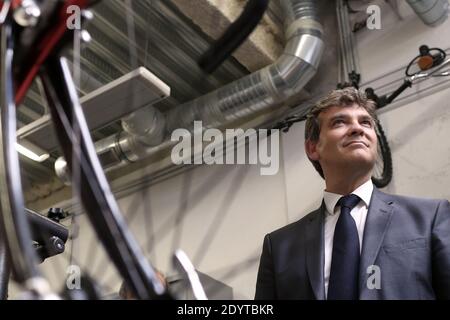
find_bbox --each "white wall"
[31,135,289,300]
[282,121,324,222]
[378,88,450,200]
[357,0,450,84]
[115,157,289,299]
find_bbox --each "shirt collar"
[323,179,374,215]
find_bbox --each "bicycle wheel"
[2,0,171,300]
[371,121,393,188]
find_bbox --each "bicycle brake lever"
[172,249,208,300]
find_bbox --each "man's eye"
[333,119,344,126]
[361,120,373,127]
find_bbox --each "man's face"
[305,104,378,176]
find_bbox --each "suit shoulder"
[267,209,319,240]
[375,190,449,220]
[377,190,447,207]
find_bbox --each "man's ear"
[305,139,320,161]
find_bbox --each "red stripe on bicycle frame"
[15,0,90,105]
[0,1,22,12]
[12,0,22,9]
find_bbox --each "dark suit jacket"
[255,188,450,299]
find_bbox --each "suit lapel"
[305,203,325,300]
[359,188,394,294]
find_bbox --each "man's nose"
[348,121,364,135]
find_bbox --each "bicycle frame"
[409,57,450,82]
[0,0,169,299]
[1,0,91,104]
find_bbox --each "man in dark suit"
[255,87,450,300]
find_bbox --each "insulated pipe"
[165,0,324,132]
[407,0,449,27]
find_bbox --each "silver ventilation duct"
[407,0,449,27]
[55,0,325,183]
[165,0,324,132]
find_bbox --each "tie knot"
[338,194,360,211]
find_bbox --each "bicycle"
[0,0,275,300]
[0,0,194,300]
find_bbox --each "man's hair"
[304,87,378,179]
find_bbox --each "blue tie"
[327,194,361,300]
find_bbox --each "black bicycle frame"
[40,55,170,300]
[0,2,170,299]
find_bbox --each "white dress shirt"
[323,179,373,299]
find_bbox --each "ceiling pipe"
[55,0,325,183]
[165,0,324,132]
[406,0,449,27]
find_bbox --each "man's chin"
[344,155,376,168]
